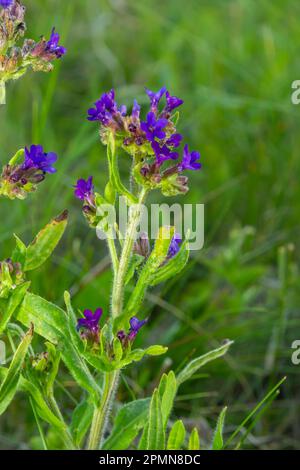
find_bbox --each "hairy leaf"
[0,281,30,334]
[188,427,200,450]
[167,420,186,450]
[212,406,227,450]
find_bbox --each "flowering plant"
[0,1,284,452]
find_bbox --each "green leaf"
[20,376,65,430]
[188,427,200,450]
[11,234,27,265]
[16,292,101,401]
[145,345,168,357]
[144,389,165,450]
[212,406,227,450]
[107,133,137,205]
[0,281,30,334]
[0,324,33,415]
[158,371,177,428]
[103,398,150,450]
[177,340,234,386]
[167,420,186,450]
[70,399,94,447]
[113,337,123,362]
[125,254,144,285]
[24,210,68,271]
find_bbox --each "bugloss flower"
[117,316,147,347]
[167,233,182,258]
[140,112,168,142]
[30,27,66,68]
[178,144,201,171]
[45,27,67,58]
[0,145,58,199]
[0,0,13,8]
[152,141,179,165]
[145,86,166,112]
[74,176,94,201]
[87,89,126,128]
[77,307,103,343]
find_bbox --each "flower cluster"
[76,307,103,343]
[0,1,66,99]
[87,87,201,196]
[0,145,58,199]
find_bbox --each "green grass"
[1,0,300,449]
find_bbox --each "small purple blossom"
[128,316,147,341]
[152,141,179,165]
[141,112,168,142]
[87,89,118,124]
[164,91,184,114]
[74,176,94,201]
[145,86,166,112]
[168,233,182,258]
[131,99,141,120]
[0,0,13,8]
[23,145,58,173]
[76,308,103,334]
[178,144,201,171]
[46,28,67,58]
[166,133,182,148]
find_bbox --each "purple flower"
[23,145,58,173]
[87,89,118,124]
[76,308,103,333]
[164,91,184,114]
[131,99,141,120]
[0,0,13,7]
[128,316,147,341]
[74,176,94,201]
[141,112,168,142]
[178,144,201,171]
[145,86,166,112]
[166,133,182,148]
[168,233,182,258]
[152,141,179,165]
[45,28,67,58]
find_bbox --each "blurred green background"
[1,0,300,449]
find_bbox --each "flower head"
[45,27,66,58]
[178,144,201,171]
[141,112,168,142]
[0,0,13,8]
[167,233,182,258]
[77,308,103,342]
[23,145,57,173]
[74,176,94,201]
[87,89,119,124]
[152,141,179,165]
[117,316,147,346]
[145,86,166,113]
[162,91,184,116]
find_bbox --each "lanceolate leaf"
[0,325,33,415]
[176,340,234,386]
[16,292,101,401]
[144,389,165,450]
[103,398,150,450]
[212,406,227,450]
[70,399,94,447]
[188,428,200,450]
[24,210,68,271]
[0,281,30,334]
[158,371,177,428]
[167,420,186,450]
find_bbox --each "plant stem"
[107,236,119,274]
[87,370,119,450]
[47,392,77,449]
[111,187,147,318]
[0,81,6,105]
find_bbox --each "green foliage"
[0,325,33,415]
[139,389,165,450]
[188,428,200,450]
[167,420,186,450]
[211,406,227,450]
[103,398,150,450]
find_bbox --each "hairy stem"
[87,370,120,450]
[0,81,6,105]
[111,187,147,318]
[47,393,77,449]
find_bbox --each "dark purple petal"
[145,86,166,112]
[74,176,94,200]
[132,99,141,120]
[0,0,13,8]
[141,112,168,142]
[46,28,67,58]
[165,90,184,113]
[166,133,182,148]
[76,307,103,332]
[152,141,179,165]
[168,233,182,258]
[23,145,58,173]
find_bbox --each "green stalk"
[87,370,119,450]
[0,81,6,105]
[111,187,147,319]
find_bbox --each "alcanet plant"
[0,1,285,451]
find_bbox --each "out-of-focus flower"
[167,233,182,258]
[0,0,13,9]
[145,86,166,113]
[45,27,66,58]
